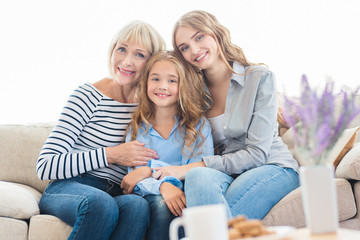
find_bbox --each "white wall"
[1,0,359,124]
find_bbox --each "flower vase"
[299,165,338,234]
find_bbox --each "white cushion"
[282,126,359,167]
[336,142,360,180]
[328,127,359,167]
[0,181,42,219]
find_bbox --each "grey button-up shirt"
[202,62,299,175]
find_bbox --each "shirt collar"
[148,116,179,137]
[231,62,245,87]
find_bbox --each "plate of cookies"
[228,216,295,240]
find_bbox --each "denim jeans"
[144,195,176,240]
[39,173,150,240]
[185,165,299,219]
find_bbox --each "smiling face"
[175,26,219,70]
[147,60,179,111]
[111,41,151,87]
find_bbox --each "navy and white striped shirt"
[36,83,137,185]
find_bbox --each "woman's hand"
[106,140,158,166]
[121,166,152,194]
[152,165,186,180]
[153,161,206,181]
[160,182,186,217]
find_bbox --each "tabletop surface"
[287,228,360,240]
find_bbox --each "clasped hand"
[152,165,186,181]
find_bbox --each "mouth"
[195,52,207,62]
[118,67,135,75]
[155,93,170,98]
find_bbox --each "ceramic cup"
[169,204,229,240]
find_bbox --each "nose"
[122,54,132,66]
[191,43,200,55]
[158,81,168,90]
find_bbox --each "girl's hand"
[121,167,152,194]
[159,182,186,216]
[106,140,158,166]
[152,165,187,180]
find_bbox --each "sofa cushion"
[336,142,360,180]
[262,178,356,227]
[282,126,358,167]
[0,123,53,193]
[29,214,72,240]
[0,181,42,219]
[0,217,28,240]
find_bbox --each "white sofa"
[0,123,72,240]
[1,96,360,239]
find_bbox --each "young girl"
[171,10,300,220]
[120,50,214,240]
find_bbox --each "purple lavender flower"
[282,75,360,166]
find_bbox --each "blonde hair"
[108,20,166,76]
[129,50,210,157]
[172,10,252,74]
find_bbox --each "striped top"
[36,83,137,185]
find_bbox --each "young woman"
[120,50,214,240]
[36,21,165,240]
[171,10,300,220]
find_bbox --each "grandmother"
[36,21,165,240]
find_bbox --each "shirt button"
[223,125,227,130]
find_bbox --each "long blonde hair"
[129,50,209,157]
[172,10,252,74]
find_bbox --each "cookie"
[228,216,275,239]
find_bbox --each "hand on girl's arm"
[160,182,186,216]
[153,161,206,180]
[121,166,152,194]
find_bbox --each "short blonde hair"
[108,21,166,76]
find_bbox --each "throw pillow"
[0,181,41,219]
[335,142,360,180]
[281,126,359,167]
[327,127,359,168]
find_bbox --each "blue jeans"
[144,195,176,240]
[185,165,299,219]
[39,173,150,240]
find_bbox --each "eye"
[136,52,145,59]
[196,35,204,41]
[180,45,189,52]
[169,79,178,83]
[117,47,126,53]
[151,77,159,81]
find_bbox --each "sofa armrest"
[350,181,360,219]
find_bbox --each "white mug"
[169,204,229,240]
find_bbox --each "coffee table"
[287,228,360,240]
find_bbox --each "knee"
[118,195,150,218]
[145,195,174,222]
[185,167,212,188]
[81,192,119,223]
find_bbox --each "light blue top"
[202,62,299,175]
[126,117,214,196]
